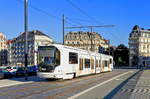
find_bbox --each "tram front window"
[43,57,55,65]
[38,46,60,72]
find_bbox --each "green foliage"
[118,57,122,63]
[114,44,129,66]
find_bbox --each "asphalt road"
[0,69,139,99]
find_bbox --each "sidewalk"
[130,69,150,98]
[108,69,150,99]
[0,76,44,88]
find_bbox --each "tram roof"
[41,44,112,58]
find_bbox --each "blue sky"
[0,0,150,46]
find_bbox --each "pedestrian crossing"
[120,88,150,94]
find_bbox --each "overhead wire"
[15,0,81,43]
[65,0,104,25]
[15,0,78,27]
[15,0,122,45]
[65,0,123,45]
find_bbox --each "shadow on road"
[104,70,143,99]
[114,66,138,69]
[114,66,150,70]
[7,76,61,82]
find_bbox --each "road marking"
[115,78,123,81]
[0,81,33,88]
[68,71,133,99]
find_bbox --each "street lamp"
[24,0,28,80]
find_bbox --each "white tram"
[37,44,113,79]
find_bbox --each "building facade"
[10,30,53,66]
[64,31,109,53]
[129,25,150,66]
[6,40,13,65]
[0,32,7,66]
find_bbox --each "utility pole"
[24,0,28,80]
[62,14,65,45]
[108,39,110,55]
[88,27,94,51]
[87,30,93,51]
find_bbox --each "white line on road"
[68,71,133,99]
[0,81,33,88]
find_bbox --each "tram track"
[18,70,129,99]
[46,70,135,99]
[0,70,131,99]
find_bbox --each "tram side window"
[69,52,78,64]
[104,61,108,67]
[99,60,101,67]
[85,59,90,68]
[110,58,112,64]
[96,60,98,67]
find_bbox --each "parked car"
[6,66,19,76]
[0,67,13,79]
[0,70,4,79]
[16,67,26,77]
[27,65,38,75]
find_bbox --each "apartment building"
[0,32,7,66]
[6,40,13,65]
[64,31,109,53]
[10,30,53,66]
[129,25,150,66]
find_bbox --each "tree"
[114,44,129,66]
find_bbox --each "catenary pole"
[108,39,110,55]
[24,0,28,80]
[90,27,93,51]
[62,14,65,45]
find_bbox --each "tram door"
[79,58,83,71]
[102,61,105,72]
[68,52,78,73]
[99,60,101,72]
[109,58,113,71]
[91,58,94,73]
[108,61,110,71]
[95,60,98,73]
[78,58,84,76]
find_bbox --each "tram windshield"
[38,46,60,72]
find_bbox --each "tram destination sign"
[38,46,55,57]
[38,46,54,50]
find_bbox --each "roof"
[18,30,52,40]
[24,30,49,37]
[6,40,13,44]
[132,25,140,31]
